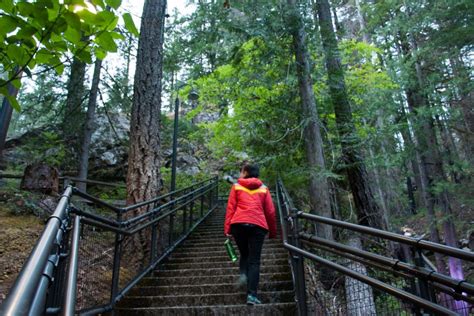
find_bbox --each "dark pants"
[231,223,267,296]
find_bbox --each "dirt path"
[0,205,43,304]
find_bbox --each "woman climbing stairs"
[115,206,296,315]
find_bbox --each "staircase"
[115,206,296,315]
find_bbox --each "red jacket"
[224,177,277,238]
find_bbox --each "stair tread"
[115,206,293,313]
[117,302,295,309]
[134,280,292,289]
[125,290,294,298]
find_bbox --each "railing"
[0,177,219,315]
[276,178,473,316]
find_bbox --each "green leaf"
[17,2,35,16]
[16,25,38,40]
[76,9,98,25]
[31,5,49,27]
[51,40,68,52]
[48,19,67,38]
[64,26,82,44]
[0,0,14,13]
[122,13,138,37]
[6,45,29,65]
[11,78,21,89]
[105,0,121,10]
[63,12,81,32]
[96,31,117,52]
[106,16,119,31]
[6,95,21,112]
[35,49,52,64]
[65,0,85,5]
[110,30,124,40]
[0,15,18,38]
[76,49,92,63]
[0,85,7,97]
[22,38,36,49]
[54,61,65,75]
[95,48,107,60]
[91,0,106,9]
[47,7,60,21]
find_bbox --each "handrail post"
[413,247,436,314]
[290,208,307,316]
[150,202,158,262]
[189,191,194,227]
[200,194,204,217]
[62,215,81,316]
[214,177,218,207]
[110,213,123,306]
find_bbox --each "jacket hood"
[237,177,263,190]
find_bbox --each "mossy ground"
[0,198,44,303]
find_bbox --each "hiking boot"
[238,274,247,290]
[246,294,262,305]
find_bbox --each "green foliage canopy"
[0,0,139,110]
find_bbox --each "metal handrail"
[285,243,458,316]
[276,179,307,316]
[276,178,473,316]
[299,233,474,296]
[0,177,219,316]
[73,183,216,235]
[0,186,73,316]
[298,212,474,262]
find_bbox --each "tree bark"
[287,0,333,241]
[77,58,102,192]
[344,236,377,316]
[0,77,20,162]
[354,0,369,43]
[396,96,422,212]
[64,57,86,156]
[316,0,385,230]
[449,56,474,165]
[127,0,167,206]
[126,0,167,265]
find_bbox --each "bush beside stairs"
[115,206,297,315]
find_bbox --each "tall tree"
[63,58,86,158]
[316,0,386,230]
[286,0,333,240]
[316,1,382,313]
[398,27,467,313]
[126,0,167,206]
[77,58,102,192]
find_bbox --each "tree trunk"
[127,0,167,206]
[287,0,333,241]
[64,58,86,157]
[362,118,390,226]
[396,96,422,212]
[354,0,369,43]
[449,56,474,165]
[316,1,379,313]
[0,78,20,162]
[77,58,102,192]
[126,0,167,265]
[316,0,385,230]
[344,236,377,316]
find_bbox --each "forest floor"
[0,188,44,304]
